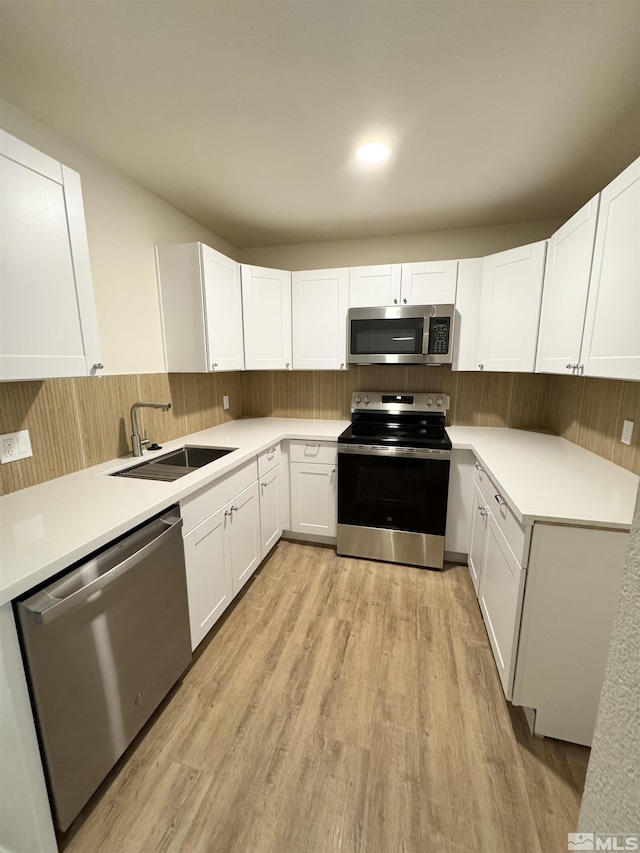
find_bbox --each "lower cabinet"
[259,465,282,557]
[290,461,337,537]
[227,482,261,595]
[467,482,487,594]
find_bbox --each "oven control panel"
[351,391,450,413]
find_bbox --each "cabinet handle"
[230,505,238,512]
[306,443,320,447]
[331,468,336,474]
[92,362,104,371]
[212,362,219,369]
[494,494,506,507]
[286,362,290,369]
[224,509,232,517]
[403,298,407,304]
[579,363,585,375]
[393,298,398,304]
[478,505,488,517]
[340,363,345,369]
[478,363,484,371]
[475,462,484,472]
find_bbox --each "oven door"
[337,447,450,568]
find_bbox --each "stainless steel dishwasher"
[16,507,192,832]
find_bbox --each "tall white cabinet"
[0,130,102,381]
[241,265,292,370]
[157,242,245,372]
[292,268,349,370]
[580,157,640,381]
[535,198,600,375]
[476,242,547,372]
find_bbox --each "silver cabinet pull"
[475,461,484,472]
[478,505,488,517]
[393,298,398,304]
[495,494,507,507]
[92,362,103,371]
[331,468,336,473]
[340,363,345,369]
[285,362,290,369]
[478,363,484,371]
[212,362,219,369]
[403,298,407,304]
[579,363,585,375]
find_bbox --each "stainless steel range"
[337,391,451,570]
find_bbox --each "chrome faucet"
[130,402,171,456]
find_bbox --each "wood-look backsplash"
[0,373,246,495]
[1,368,637,495]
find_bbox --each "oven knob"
[355,394,362,404]
[363,395,371,405]
[436,397,444,406]
[426,397,434,406]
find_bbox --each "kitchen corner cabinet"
[451,258,483,371]
[400,261,458,305]
[476,241,547,372]
[580,156,640,381]
[535,197,600,376]
[289,440,338,537]
[0,130,102,381]
[292,268,349,370]
[157,242,244,372]
[241,265,292,370]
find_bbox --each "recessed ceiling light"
[356,142,391,164]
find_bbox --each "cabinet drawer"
[474,461,527,565]
[289,439,337,465]
[180,458,258,535]
[258,443,281,477]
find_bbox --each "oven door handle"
[338,444,451,461]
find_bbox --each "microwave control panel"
[427,317,451,355]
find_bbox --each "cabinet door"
[536,197,599,375]
[348,264,401,307]
[400,261,458,305]
[581,157,640,381]
[201,245,245,372]
[292,269,349,370]
[444,449,476,557]
[227,481,261,595]
[476,242,547,372]
[478,511,526,700]
[241,265,292,370]
[451,258,483,371]
[467,482,487,596]
[290,461,337,537]
[183,508,233,651]
[0,131,101,380]
[259,465,282,558]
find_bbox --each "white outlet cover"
[621,420,634,446]
[223,395,230,410]
[0,429,33,463]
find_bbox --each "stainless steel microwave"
[347,304,455,365]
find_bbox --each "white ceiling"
[0,1,639,248]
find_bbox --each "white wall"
[239,220,561,270]
[0,97,237,375]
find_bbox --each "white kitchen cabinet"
[227,481,261,595]
[259,465,282,557]
[292,268,349,370]
[444,449,476,559]
[241,265,292,370]
[478,511,526,700]
[400,261,458,305]
[580,156,640,381]
[0,130,102,381]
[467,482,487,595]
[535,198,600,376]
[157,242,244,372]
[290,461,337,537]
[451,257,483,371]
[476,241,547,372]
[348,264,402,307]
[183,507,233,651]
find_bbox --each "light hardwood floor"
[62,541,589,853]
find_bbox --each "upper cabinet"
[241,265,292,370]
[536,198,600,376]
[475,242,547,373]
[292,268,349,370]
[452,258,483,372]
[580,157,640,381]
[349,264,402,307]
[400,261,458,305]
[157,242,244,372]
[349,261,457,308]
[0,130,102,381]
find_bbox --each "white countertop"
[447,426,638,530]
[1,418,637,606]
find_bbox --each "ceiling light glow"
[356,142,391,164]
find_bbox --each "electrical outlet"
[621,420,634,446]
[223,395,230,411]
[0,429,33,463]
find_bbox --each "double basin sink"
[111,445,237,482]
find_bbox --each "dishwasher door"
[16,508,192,832]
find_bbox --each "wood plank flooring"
[62,541,589,853]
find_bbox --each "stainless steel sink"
[110,445,237,482]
